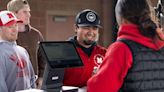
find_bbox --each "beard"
[83,33,99,45]
[83,40,95,45]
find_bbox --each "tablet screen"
[39,41,83,68]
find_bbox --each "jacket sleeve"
[23,47,36,88]
[37,46,46,77]
[87,42,133,92]
[37,32,46,78]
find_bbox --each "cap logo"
[86,12,96,22]
[1,12,15,25]
[7,13,14,19]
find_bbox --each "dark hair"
[116,0,157,38]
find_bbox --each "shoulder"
[109,41,130,51]
[16,45,30,56]
[107,41,131,56]
[16,45,27,52]
[95,45,107,53]
[30,27,42,35]
[29,26,44,40]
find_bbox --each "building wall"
[29,0,103,37]
[0,0,159,47]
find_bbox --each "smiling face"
[15,5,31,25]
[75,25,99,48]
[0,23,19,42]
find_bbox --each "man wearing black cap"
[63,9,106,87]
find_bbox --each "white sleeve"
[0,55,8,92]
[17,46,36,88]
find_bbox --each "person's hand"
[92,66,99,75]
[36,77,43,89]
[156,28,164,41]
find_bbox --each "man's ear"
[74,24,78,33]
[13,11,17,15]
[121,18,131,24]
[156,28,164,41]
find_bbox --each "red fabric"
[87,24,164,92]
[63,45,106,87]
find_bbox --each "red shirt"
[63,45,106,87]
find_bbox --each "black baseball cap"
[75,9,101,27]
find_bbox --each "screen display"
[40,41,83,68]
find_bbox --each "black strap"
[117,39,134,61]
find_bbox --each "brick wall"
[0,0,103,42]
[0,0,159,47]
[29,0,103,41]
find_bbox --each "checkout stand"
[16,87,87,92]
[26,41,84,92]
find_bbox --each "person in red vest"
[63,9,106,87]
